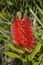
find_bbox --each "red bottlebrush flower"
[11,17,35,49]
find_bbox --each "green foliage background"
[0,0,43,65]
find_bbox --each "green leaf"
[0,13,11,25]
[36,4,43,15]
[2,63,7,65]
[6,0,13,5]
[33,62,39,65]
[28,43,42,61]
[38,54,43,61]
[4,52,26,62]
[7,43,23,53]
[31,43,41,60]
[4,52,21,59]
[29,8,43,27]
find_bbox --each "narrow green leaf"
[29,8,43,27]
[30,43,41,60]
[4,52,26,62]
[36,4,43,15]
[4,52,21,58]
[38,54,43,61]
[28,43,42,60]
[0,13,11,25]
[7,43,24,53]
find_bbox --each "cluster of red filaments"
[11,17,35,49]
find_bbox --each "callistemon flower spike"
[11,15,35,49]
